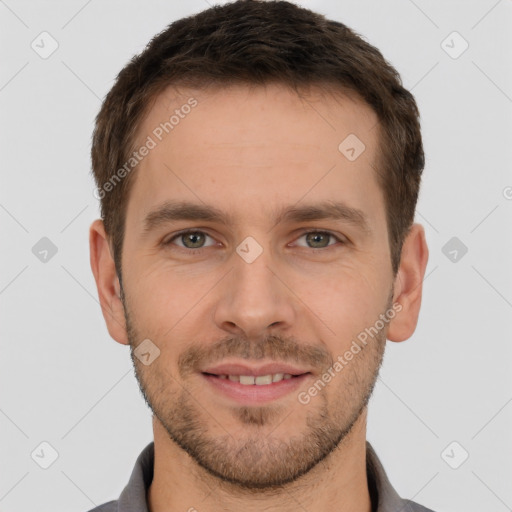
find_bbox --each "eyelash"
[162,229,346,253]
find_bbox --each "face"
[119,83,396,488]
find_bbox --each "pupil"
[308,232,326,248]
[186,232,203,248]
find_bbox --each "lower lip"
[201,373,311,404]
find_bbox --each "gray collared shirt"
[87,441,436,512]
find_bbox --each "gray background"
[1,0,511,511]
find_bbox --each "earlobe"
[89,219,129,345]
[387,223,429,343]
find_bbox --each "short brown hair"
[91,0,424,283]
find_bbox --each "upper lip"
[201,361,311,377]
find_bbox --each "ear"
[89,219,129,345]
[387,223,429,343]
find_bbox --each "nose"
[213,244,296,340]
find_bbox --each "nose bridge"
[213,235,294,336]
[235,239,275,296]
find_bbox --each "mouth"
[203,372,301,385]
[200,362,312,404]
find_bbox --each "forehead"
[125,82,384,234]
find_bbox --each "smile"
[201,371,311,404]
[206,373,294,385]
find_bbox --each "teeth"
[218,373,294,385]
[255,374,272,385]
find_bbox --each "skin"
[90,83,429,512]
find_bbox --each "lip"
[202,372,311,404]
[201,361,311,377]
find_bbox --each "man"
[88,0,432,511]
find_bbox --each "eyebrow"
[142,200,372,236]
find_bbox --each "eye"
[163,230,217,251]
[294,230,345,249]
[162,229,345,253]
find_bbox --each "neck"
[147,411,372,512]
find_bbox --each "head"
[89,0,428,490]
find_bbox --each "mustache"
[178,334,334,378]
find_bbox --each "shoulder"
[85,500,118,512]
[401,499,438,512]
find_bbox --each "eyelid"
[162,228,346,251]
[292,228,346,247]
[163,229,217,249]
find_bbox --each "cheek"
[127,259,201,314]
[297,264,388,338]
[124,263,215,355]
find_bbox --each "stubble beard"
[123,294,389,490]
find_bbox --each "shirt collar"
[116,440,415,512]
